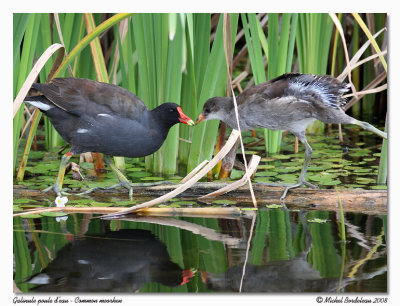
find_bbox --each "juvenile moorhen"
[24,78,194,198]
[196,73,387,199]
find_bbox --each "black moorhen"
[24,78,194,198]
[196,73,387,199]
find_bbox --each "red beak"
[177,107,194,126]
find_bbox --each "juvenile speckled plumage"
[196,73,387,199]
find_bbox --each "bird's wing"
[33,78,149,119]
[237,73,350,110]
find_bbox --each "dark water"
[13,208,387,293]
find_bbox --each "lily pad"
[276,167,301,173]
[168,203,181,208]
[255,171,278,177]
[308,173,339,182]
[243,150,258,155]
[212,199,236,205]
[242,207,258,211]
[40,211,68,217]
[319,179,342,186]
[276,174,297,180]
[140,176,165,181]
[126,167,145,172]
[254,177,275,183]
[349,152,370,157]
[129,172,152,178]
[355,177,376,184]
[272,154,291,160]
[169,200,197,206]
[257,164,276,170]
[370,185,387,190]
[353,168,371,173]
[63,180,84,187]
[345,184,365,189]
[261,157,277,162]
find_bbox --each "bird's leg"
[353,119,387,139]
[102,154,134,200]
[42,152,73,196]
[280,134,318,200]
[75,154,134,199]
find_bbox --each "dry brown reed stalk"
[199,155,261,199]
[13,43,65,118]
[223,13,258,207]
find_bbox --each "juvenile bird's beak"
[177,107,195,126]
[195,114,205,125]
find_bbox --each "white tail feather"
[25,100,52,111]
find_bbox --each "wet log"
[13,182,387,215]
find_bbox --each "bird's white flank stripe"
[27,274,50,284]
[25,100,52,111]
[77,128,88,133]
[97,113,112,118]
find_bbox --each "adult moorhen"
[24,78,194,198]
[196,73,387,199]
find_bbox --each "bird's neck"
[149,106,176,132]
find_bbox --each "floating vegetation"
[212,199,237,205]
[371,185,387,190]
[140,176,165,181]
[15,119,386,196]
[40,211,68,217]
[255,171,278,177]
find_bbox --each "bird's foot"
[102,181,134,200]
[42,184,71,197]
[280,180,318,200]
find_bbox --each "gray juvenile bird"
[196,73,387,199]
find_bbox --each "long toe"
[280,183,303,200]
[42,183,70,197]
[303,181,318,189]
[279,180,318,199]
[76,186,103,196]
[102,181,134,199]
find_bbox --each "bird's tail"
[24,95,53,112]
[285,73,350,109]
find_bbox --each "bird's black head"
[152,103,194,128]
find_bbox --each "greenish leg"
[42,152,72,196]
[77,154,134,200]
[103,154,134,199]
[280,133,317,199]
[353,119,387,139]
